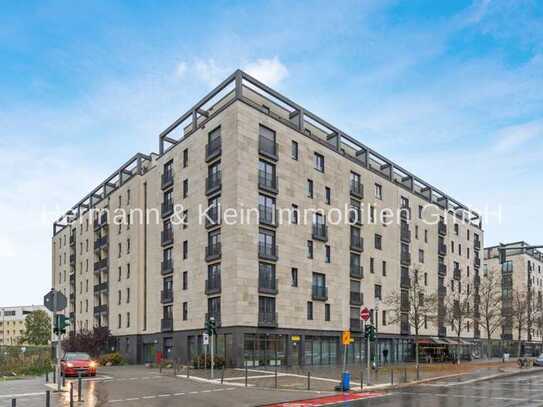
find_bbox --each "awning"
[445,338,462,345]
[431,337,449,345]
[417,338,434,345]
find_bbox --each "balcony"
[474,274,481,286]
[438,286,447,297]
[438,221,447,236]
[259,136,278,160]
[258,312,278,328]
[161,170,174,190]
[474,238,481,250]
[93,282,108,293]
[350,318,362,332]
[258,242,278,261]
[438,243,447,256]
[94,304,108,314]
[258,277,279,295]
[349,208,362,225]
[69,254,76,265]
[400,207,411,221]
[94,258,108,272]
[161,229,174,246]
[350,235,364,252]
[205,243,222,262]
[161,201,174,218]
[69,235,76,246]
[474,256,481,269]
[400,319,410,335]
[350,265,363,279]
[400,251,411,266]
[161,259,173,275]
[438,262,447,276]
[206,136,222,162]
[350,181,363,199]
[94,236,108,251]
[161,318,173,332]
[205,312,221,327]
[94,213,108,230]
[258,171,278,194]
[350,291,363,306]
[69,292,75,302]
[259,205,277,227]
[206,171,222,195]
[453,267,461,280]
[205,206,221,228]
[312,285,328,301]
[400,272,410,288]
[312,223,328,242]
[205,277,221,295]
[400,224,411,243]
[438,326,447,337]
[161,290,174,304]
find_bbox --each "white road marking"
[0,392,44,399]
[158,394,171,397]
[173,392,185,396]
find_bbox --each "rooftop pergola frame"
[158,69,481,228]
[53,153,152,236]
[486,241,543,263]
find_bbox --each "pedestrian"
[382,349,389,364]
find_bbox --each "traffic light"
[364,324,376,342]
[205,317,217,336]
[53,314,71,335]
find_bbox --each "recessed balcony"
[312,285,328,301]
[258,242,278,261]
[206,136,222,162]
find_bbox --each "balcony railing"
[438,286,447,297]
[258,312,278,328]
[400,272,410,288]
[438,243,447,256]
[438,262,447,275]
[400,224,411,243]
[206,171,222,195]
[258,171,278,193]
[69,235,76,246]
[258,242,278,261]
[206,136,222,162]
[438,221,447,236]
[350,291,363,305]
[259,136,278,160]
[205,276,221,295]
[94,212,108,230]
[205,206,221,228]
[94,304,108,314]
[350,265,363,279]
[453,267,461,280]
[205,242,222,262]
[350,181,363,198]
[93,282,108,293]
[161,259,173,275]
[258,276,278,295]
[400,319,410,335]
[474,256,481,268]
[161,170,174,190]
[161,318,173,332]
[474,238,481,250]
[349,208,362,225]
[312,223,328,242]
[161,290,174,304]
[400,207,411,221]
[161,201,174,218]
[161,229,174,246]
[94,236,108,250]
[400,251,411,266]
[259,205,277,227]
[350,235,364,252]
[69,254,76,264]
[312,285,328,301]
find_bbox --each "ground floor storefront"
[113,328,543,367]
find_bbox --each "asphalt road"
[345,370,543,406]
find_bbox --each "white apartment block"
[52,70,484,366]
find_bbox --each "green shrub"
[192,354,225,369]
[98,352,125,366]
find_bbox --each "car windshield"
[65,353,91,361]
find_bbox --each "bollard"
[46,390,51,407]
[274,366,278,389]
[186,366,190,379]
[159,361,162,374]
[45,370,49,383]
[11,399,15,407]
[403,367,407,383]
[416,365,420,381]
[245,363,248,387]
[360,370,364,390]
[70,383,74,407]
[53,369,56,384]
[78,373,82,402]
[390,368,394,385]
[62,374,66,388]
[307,371,311,390]
[221,365,225,384]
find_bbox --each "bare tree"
[512,289,529,357]
[445,280,473,364]
[478,269,503,358]
[385,265,438,375]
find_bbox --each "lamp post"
[375,299,381,368]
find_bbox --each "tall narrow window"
[325,187,331,204]
[291,268,298,287]
[291,140,299,160]
[307,179,314,198]
[307,302,313,320]
[314,153,325,172]
[375,183,383,200]
[307,240,314,259]
[183,179,189,198]
[325,245,331,263]
[325,304,331,321]
[183,148,188,168]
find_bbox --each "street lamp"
[374,299,381,367]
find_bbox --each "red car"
[61,352,97,377]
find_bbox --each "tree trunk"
[517,325,522,357]
[415,331,419,379]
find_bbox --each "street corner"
[260,392,388,407]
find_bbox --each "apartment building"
[52,70,483,367]
[0,305,50,346]
[484,242,543,356]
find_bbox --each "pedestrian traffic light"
[53,314,71,335]
[364,324,376,341]
[205,317,217,336]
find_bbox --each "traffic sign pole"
[54,290,61,392]
[210,317,215,379]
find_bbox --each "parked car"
[534,354,543,367]
[61,352,97,377]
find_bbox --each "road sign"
[203,333,209,345]
[342,330,351,345]
[43,290,67,313]
[360,307,370,321]
[291,335,301,342]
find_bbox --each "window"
[183,179,188,198]
[382,310,387,326]
[259,262,276,290]
[370,257,375,274]
[415,225,419,240]
[370,206,375,223]
[183,148,188,168]
[259,160,276,190]
[307,240,314,259]
[182,271,188,290]
[126,312,130,328]
[118,314,122,329]
[307,179,314,198]
[259,194,276,225]
[418,205,423,219]
[314,153,325,172]
[126,288,130,304]
[382,261,387,276]
[259,296,276,321]
[291,268,298,287]
[324,187,331,205]
[325,245,331,263]
[374,284,382,300]
[291,204,299,224]
[307,302,313,320]
[118,267,122,282]
[259,228,276,258]
[424,272,428,286]
[127,238,131,254]
[325,304,331,321]
[127,189,131,205]
[118,290,122,305]
[291,141,298,160]
[375,234,382,250]
[127,263,131,279]
[424,229,428,243]
[259,125,276,156]
[454,223,459,235]
[118,243,122,257]
[183,302,188,321]
[375,183,383,200]
[419,249,425,264]
[183,240,188,259]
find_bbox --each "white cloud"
[175,61,188,78]
[193,59,231,86]
[244,57,288,86]
[493,120,543,153]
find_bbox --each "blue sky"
[1,0,542,306]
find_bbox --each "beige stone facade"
[52,70,484,366]
[0,305,50,345]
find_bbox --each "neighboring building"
[0,305,50,345]
[484,242,543,355]
[52,70,483,366]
